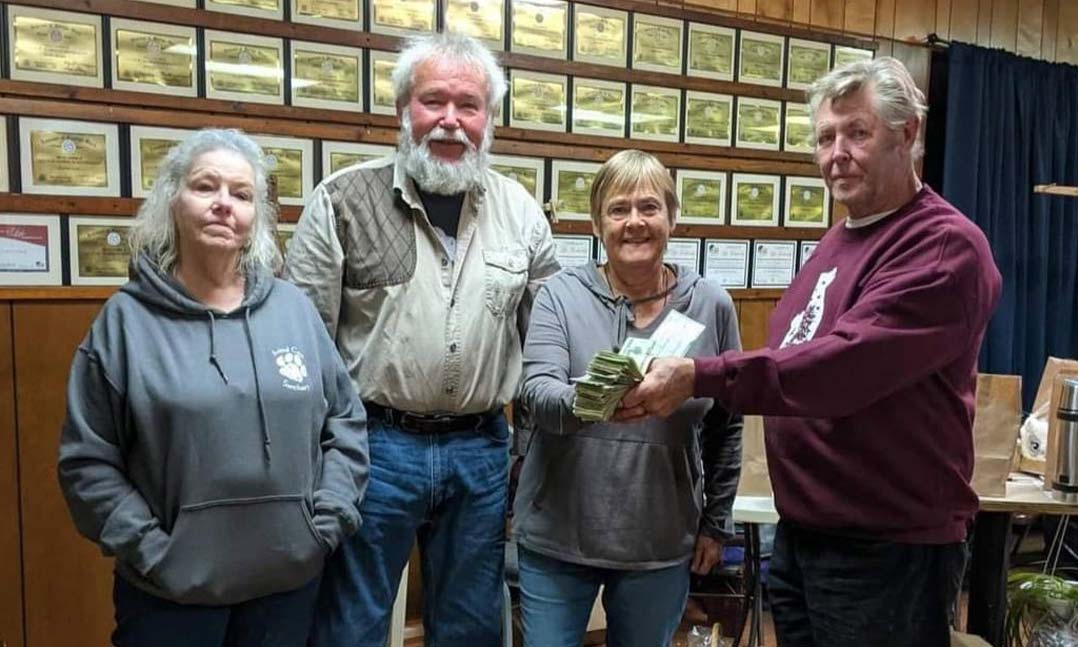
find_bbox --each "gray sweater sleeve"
[519,282,588,436]
[699,295,744,540]
[57,347,170,576]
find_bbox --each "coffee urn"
[1051,378,1078,503]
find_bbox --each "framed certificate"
[550,160,600,222]
[490,154,545,203]
[735,96,782,151]
[731,173,780,227]
[684,91,732,147]
[370,0,436,36]
[799,240,818,269]
[630,84,681,143]
[68,216,133,285]
[204,31,284,105]
[291,0,362,31]
[250,135,314,206]
[19,118,120,197]
[786,38,831,90]
[751,239,797,288]
[368,50,399,115]
[130,125,191,198]
[738,30,785,88]
[704,239,750,289]
[687,22,734,81]
[572,4,626,67]
[784,102,814,153]
[0,120,8,193]
[8,6,103,88]
[676,170,726,225]
[0,214,62,285]
[510,70,567,132]
[552,234,594,268]
[572,78,626,138]
[444,0,505,49]
[511,0,568,60]
[206,0,283,21]
[110,19,196,97]
[665,237,701,273]
[834,45,873,68]
[321,141,392,176]
[275,222,297,257]
[291,41,363,112]
[632,13,683,74]
[784,176,830,229]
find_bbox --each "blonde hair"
[589,150,679,230]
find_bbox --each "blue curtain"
[940,42,1078,408]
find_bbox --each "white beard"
[398,109,493,195]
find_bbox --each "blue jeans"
[311,413,509,647]
[112,573,320,647]
[518,546,690,647]
[768,520,967,647]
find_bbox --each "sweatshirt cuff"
[693,354,728,399]
[700,519,735,541]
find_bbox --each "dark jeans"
[310,413,510,647]
[768,520,967,647]
[112,573,320,647]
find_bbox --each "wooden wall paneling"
[1016,0,1045,58]
[935,0,953,40]
[792,0,812,24]
[894,0,937,41]
[0,303,24,647]
[990,0,1020,52]
[16,302,113,647]
[977,0,994,45]
[845,0,877,36]
[892,42,932,94]
[758,0,794,22]
[875,0,897,38]
[810,0,844,30]
[949,0,982,43]
[739,0,758,15]
[1042,0,1060,61]
[1057,0,1078,64]
[738,300,778,350]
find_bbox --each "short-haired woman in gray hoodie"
[512,149,743,647]
[57,129,370,647]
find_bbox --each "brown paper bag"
[970,374,1022,497]
[736,415,772,496]
[1040,358,1078,489]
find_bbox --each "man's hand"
[613,357,695,422]
[691,534,724,575]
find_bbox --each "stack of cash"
[572,351,644,422]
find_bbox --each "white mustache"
[422,127,475,150]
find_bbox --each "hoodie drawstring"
[207,312,230,384]
[243,308,272,463]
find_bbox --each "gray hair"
[590,150,679,230]
[807,56,928,158]
[129,128,281,274]
[392,32,507,117]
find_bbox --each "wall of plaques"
[0,0,875,290]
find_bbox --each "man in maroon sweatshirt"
[619,57,1001,646]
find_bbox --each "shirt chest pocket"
[483,249,528,318]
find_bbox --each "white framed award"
[834,45,874,68]
[676,170,726,225]
[67,216,133,286]
[631,13,683,74]
[490,154,545,204]
[290,0,363,31]
[321,141,393,177]
[730,173,780,228]
[738,30,785,88]
[552,234,594,268]
[204,31,285,105]
[275,222,297,257]
[786,38,831,91]
[664,237,701,273]
[129,125,192,198]
[799,240,818,270]
[751,239,797,288]
[784,101,814,154]
[19,117,121,197]
[510,70,568,133]
[572,3,627,67]
[704,239,750,289]
[0,214,62,285]
[572,78,626,138]
[550,159,600,222]
[370,0,436,36]
[206,0,283,21]
[784,176,830,229]
[510,0,569,60]
[290,41,364,112]
[684,90,733,147]
[735,96,782,151]
[8,6,104,88]
[110,18,197,98]
[686,22,734,81]
[368,50,399,115]
[630,84,681,143]
[250,135,314,206]
[443,0,505,50]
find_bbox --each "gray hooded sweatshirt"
[513,263,742,570]
[58,255,369,605]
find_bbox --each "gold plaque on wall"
[111,18,196,97]
[19,117,120,197]
[8,6,103,88]
[444,0,504,48]
[204,31,284,105]
[291,41,363,112]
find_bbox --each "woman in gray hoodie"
[58,129,369,647]
[512,150,743,647]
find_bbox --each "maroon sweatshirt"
[695,186,1001,543]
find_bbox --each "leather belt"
[364,402,495,434]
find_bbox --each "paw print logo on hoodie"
[274,347,310,391]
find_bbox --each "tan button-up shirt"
[284,155,560,415]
